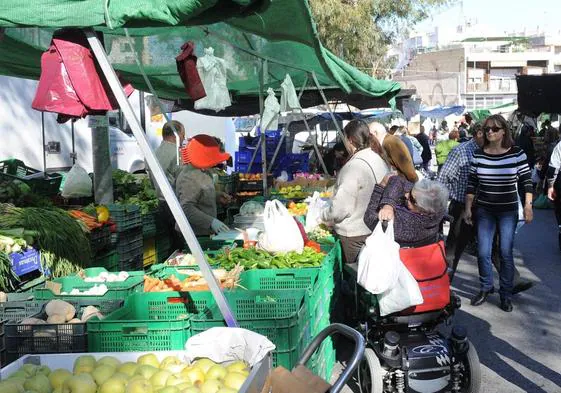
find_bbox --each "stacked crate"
[108,204,143,271]
[235,131,286,173]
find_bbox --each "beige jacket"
[321,148,389,237]
[175,165,217,236]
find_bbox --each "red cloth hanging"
[176,41,206,100]
[32,29,133,122]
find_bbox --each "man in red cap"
[175,134,232,236]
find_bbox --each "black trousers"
[446,200,522,285]
[338,234,369,264]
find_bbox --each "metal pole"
[139,91,146,133]
[85,28,238,328]
[41,112,47,175]
[310,72,352,155]
[71,122,76,165]
[259,60,268,195]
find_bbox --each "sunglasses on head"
[483,126,503,133]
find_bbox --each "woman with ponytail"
[320,119,390,264]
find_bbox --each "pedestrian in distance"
[415,125,432,171]
[464,115,534,312]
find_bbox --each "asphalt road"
[331,209,561,393]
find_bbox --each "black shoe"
[513,281,534,295]
[500,298,513,312]
[471,291,491,306]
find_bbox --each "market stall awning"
[0,1,401,111]
[418,105,465,119]
[468,101,518,122]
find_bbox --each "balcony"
[466,79,518,93]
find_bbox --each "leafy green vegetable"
[207,247,325,271]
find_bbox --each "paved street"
[332,209,561,392]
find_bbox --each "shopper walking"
[321,120,389,264]
[369,122,418,182]
[435,130,459,172]
[415,126,432,171]
[464,115,533,312]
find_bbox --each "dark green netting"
[0,1,401,108]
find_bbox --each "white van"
[0,76,235,174]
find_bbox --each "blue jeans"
[475,207,518,299]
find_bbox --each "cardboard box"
[260,366,331,393]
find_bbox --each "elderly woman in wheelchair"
[341,175,481,393]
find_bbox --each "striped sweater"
[467,147,532,212]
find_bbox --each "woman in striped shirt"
[464,115,533,312]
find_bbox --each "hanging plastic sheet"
[175,41,206,101]
[32,29,133,122]
[261,87,280,131]
[280,74,301,112]
[194,47,231,112]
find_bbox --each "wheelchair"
[342,237,481,393]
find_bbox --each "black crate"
[5,299,122,362]
[142,211,157,238]
[115,227,143,262]
[89,225,112,254]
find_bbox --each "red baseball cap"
[184,134,231,169]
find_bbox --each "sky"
[416,0,561,37]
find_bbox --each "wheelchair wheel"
[461,340,482,393]
[358,348,384,393]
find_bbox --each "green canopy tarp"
[469,101,518,122]
[0,0,400,109]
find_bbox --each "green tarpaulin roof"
[0,0,400,112]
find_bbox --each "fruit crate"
[5,299,122,362]
[87,291,215,352]
[88,225,112,254]
[115,227,143,262]
[143,236,157,267]
[0,159,62,196]
[142,211,157,238]
[33,268,144,301]
[108,204,142,232]
[191,289,310,369]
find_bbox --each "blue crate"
[10,249,41,276]
[236,150,262,164]
[239,136,258,149]
[235,162,262,174]
[273,153,309,176]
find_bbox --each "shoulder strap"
[355,157,376,180]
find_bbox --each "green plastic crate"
[33,268,144,301]
[0,159,62,196]
[108,204,142,232]
[142,212,157,238]
[191,289,311,369]
[87,291,215,352]
[156,235,172,264]
[310,337,336,381]
[93,249,119,271]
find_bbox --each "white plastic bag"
[259,200,304,253]
[378,263,424,316]
[61,164,92,198]
[280,74,301,112]
[357,221,401,294]
[305,192,328,233]
[194,47,231,112]
[260,88,280,131]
